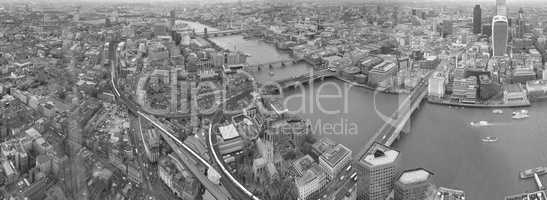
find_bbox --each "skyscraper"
[482,23,492,37]
[516,8,526,38]
[441,20,453,38]
[496,0,507,16]
[357,142,400,200]
[473,5,482,34]
[169,10,176,29]
[492,15,508,57]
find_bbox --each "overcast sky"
[5,0,544,5]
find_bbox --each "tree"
[299,133,317,158]
[282,150,298,160]
[171,31,181,45]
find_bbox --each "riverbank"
[427,97,531,108]
[334,76,410,95]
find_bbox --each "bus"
[345,165,352,172]
[350,172,357,181]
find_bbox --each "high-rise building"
[492,15,509,57]
[473,5,482,34]
[441,20,453,38]
[516,8,526,38]
[496,0,507,16]
[73,8,80,23]
[357,142,400,200]
[394,168,434,200]
[112,9,119,23]
[392,7,399,25]
[169,10,176,29]
[482,23,492,37]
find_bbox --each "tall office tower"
[112,9,119,23]
[392,7,399,25]
[73,8,80,23]
[473,5,482,34]
[376,5,382,15]
[492,15,509,57]
[357,142,400,200]
[394,169,434,200]
[169,9,176,29]
[516,8,526,38]
[482,23,492,37]
[441,20,453,38]
[496,0,507,16]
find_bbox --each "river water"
[206,26,547,200]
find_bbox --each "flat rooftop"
[370,62,396,73]
[398,169,432,184]
[218,124,240,140]
[293,155,315,175]
[505,191,546,200]
[296,165,324,186]
[320,144,351,168]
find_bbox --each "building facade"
[492,15,508,57]
[428,72,446,98]
[473,5,482,34]
[318,144,352,180]
[357,142,400,200]
[394,169,433,200]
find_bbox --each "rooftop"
[437,187,466,200]
[293,155,315,176]
[295,165,325,186]
[370,62,396,73]
[360,142,399,167]
[218,124,240,140]
[320,144,351,168]
[398,168,432,184]
[312,137,336,155]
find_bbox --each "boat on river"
[470,121,490,127]
[481,136,498,143]
[520,167,547,179]
[512,110,529,119]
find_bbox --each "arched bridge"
[355,72,432,161]
[195,29,247,38]
[273,70,336,89]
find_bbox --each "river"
[204,24,547,200]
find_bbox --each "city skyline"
[0,1,545,200]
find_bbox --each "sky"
[3,0,544,5]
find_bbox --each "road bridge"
[274,69,336,89]
[195,29,246,38]
[245,58,304,71]
[355,74,430,160]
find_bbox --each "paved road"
[129,114,180,200]
[110,42,233,200]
